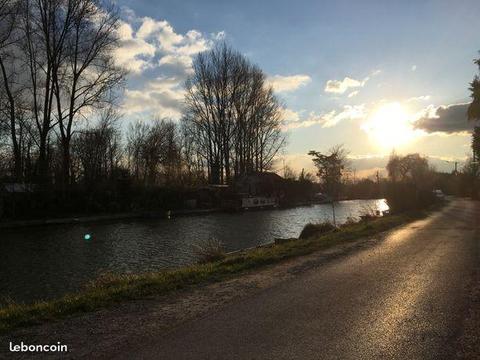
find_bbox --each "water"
[0,199,388,304]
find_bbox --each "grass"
[0,207,439,335]
[193,237,226,263]
[299,221,338,239]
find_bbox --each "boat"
[241,196,278,210]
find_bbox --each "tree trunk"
[0,57,22,181]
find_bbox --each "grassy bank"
[0,207,439,335]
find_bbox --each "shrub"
[299,222,337,239]
[193,238,226,264]
[343,216,358,226]
[385,182,436,213]
[358,204,380,222]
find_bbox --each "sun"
[362,102,417,149]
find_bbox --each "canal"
[0,199,388,304]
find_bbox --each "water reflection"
[0,199,388,304]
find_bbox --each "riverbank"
[0,204,443,335]
[0,208,224,229]
[0,198,383,229]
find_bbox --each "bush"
[299,222,337,239]
[343,216,358,226]
[385,182,435,213]
[358,204,380,222]
[193,238,226,264]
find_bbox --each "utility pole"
[444,160,459,174]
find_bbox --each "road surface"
[112,199,479,360]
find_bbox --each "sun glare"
[363,102,417,149]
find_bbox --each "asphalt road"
[115,199,479,360]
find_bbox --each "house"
[233,172,285,209]
[235,172,285,197]
[0,183,37,219]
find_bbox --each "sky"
[113,0,480,177]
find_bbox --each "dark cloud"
[414,103,476,134]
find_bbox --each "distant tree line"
[0,0,285,195]
[0,0,125,187]
[0,2,286,218]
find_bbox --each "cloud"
[122,77,186,119]
[413,103,476,134]
[348,90,359,98]
[284,105,366,130]
[407,95,431,102]
[280,107,301,122]
[115,11,223,76]
[411,65,417,71]
[267,75,311,92]
[324,77,367,94]
[115,8,225,117]
[114,22,157,73]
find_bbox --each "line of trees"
[182,44,286,185]
[0,0,125,186]
[0,1,286,192]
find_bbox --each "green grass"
[0,208,436,335]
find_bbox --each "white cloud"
[280,107,301,122]
[267,75,311,93]
[283,105,366,130]
[324,77,367,94]
[325,70,380,95]
[114,22,157,73]
[322,105,366,127]
[122,76,186,120]
[411,65,417,71]
[116,8,225,117]
[175,30,211,55]
[115,11,223,76]
[406,95,431,102]
[158,54,194,72]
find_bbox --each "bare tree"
[9,0,124,185]
[183,43,285,184]
[72,106,122,185]
[0,0,23,180]
[126,119,181,186]
[52,0,125,185]
[18,0,71,182]
[126,120,148,183]
[179,120,206,185]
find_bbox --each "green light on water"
[84,234,92,241]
